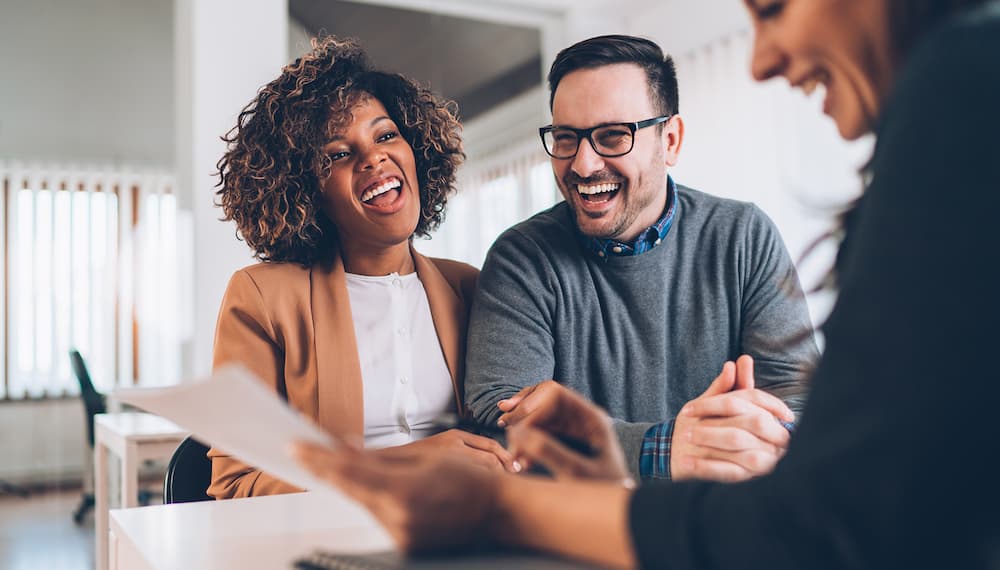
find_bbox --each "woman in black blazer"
[295,1,1000,568]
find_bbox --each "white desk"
[109,492,589,569]
[108,491,393,570]
[95,412,188,570]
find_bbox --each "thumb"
[734,354,755,390]
[498,384,537,412]
[701,361,737,397]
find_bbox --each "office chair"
[70,348,106,524]
[163,436,213,504]
[69,349,153,524]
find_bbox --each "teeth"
[801,77,819,96]
[577,183,620,195]
[799,71,828,97]
[361,178,401,202]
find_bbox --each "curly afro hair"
[216,36,464,265]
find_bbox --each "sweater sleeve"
[629,16,1000,569]
[738,206,818,415]
[463,229,559,426]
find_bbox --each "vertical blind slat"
[49,173,59,395]
[8,165,23,399]
[1,166,7,399]
[28,170,40,397]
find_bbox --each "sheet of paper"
[115,363,340,494]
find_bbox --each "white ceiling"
[290,0,544,119]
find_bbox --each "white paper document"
[115,364,340,494]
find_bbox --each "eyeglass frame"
[538,115,673,159]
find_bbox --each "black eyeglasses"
[539,115,672,159]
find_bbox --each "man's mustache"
[562,171,624,186]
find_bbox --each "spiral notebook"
[293,548,598,569]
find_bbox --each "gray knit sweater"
[464,185,819,474]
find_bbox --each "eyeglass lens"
[543,125,634,158]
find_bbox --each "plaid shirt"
[640,419,797,480]
[581,176,678,260]
[639,420,676,479]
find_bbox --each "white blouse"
[344,271,455,449]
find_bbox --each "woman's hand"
[293,441,499,552]
[498,380,632,485]
[374,429,520,473]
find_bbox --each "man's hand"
[671,355,794,482]
[496,380,632,485]
[293,441,499,552]
[374,429,520,473]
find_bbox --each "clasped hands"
[665,355,793,481]
[497,354,794,483]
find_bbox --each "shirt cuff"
[638,419,675,481]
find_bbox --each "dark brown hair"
[547,34,679,117]
[215,36,464,265]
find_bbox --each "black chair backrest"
[164,436,214,504]
[69,349,106,447]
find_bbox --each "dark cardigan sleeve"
[629,10,1000,570]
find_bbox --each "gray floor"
[0,488,96,570]
[0,483,164,570]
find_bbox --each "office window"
[416,147,558,267]
[1,163,183,399]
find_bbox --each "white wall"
[0,0,175,167]
[623,0,869,322]
[174,0,289,379]
[0,399,85,484]
[626,0,751,55]
[289,17,313,61]
[0,0,307,167]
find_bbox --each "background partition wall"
[418,146,556,269]
[665,28,870,323]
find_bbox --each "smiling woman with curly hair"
[207,36,517,500]
[216,37,460,265]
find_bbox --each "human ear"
[664,115,685,167]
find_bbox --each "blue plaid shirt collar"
[581,176,678,260]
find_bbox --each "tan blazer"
[207,246,478,499]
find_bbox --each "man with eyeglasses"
[464,35,818,484]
